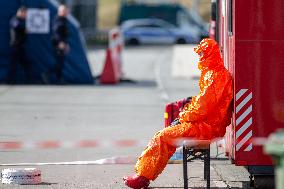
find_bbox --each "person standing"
[51,4,69,83]
[7,7,32,84]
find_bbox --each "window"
[148,24,163,28]
[211,1,217,21]
[228,0,233,35]
[216,0,220,42]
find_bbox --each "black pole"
[206,149,210,189]
[183,146,188,189]
[204,150,207,180]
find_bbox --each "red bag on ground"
[164,97,192,128]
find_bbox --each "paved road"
[0,45,250,188]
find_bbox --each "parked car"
[121,19,200,45]
[118,3,209,40]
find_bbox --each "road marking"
[0,156,138,166]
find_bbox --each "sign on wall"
[26,9,50,34]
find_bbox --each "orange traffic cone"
[100,48,120,84]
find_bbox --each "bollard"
[264,129,284,189]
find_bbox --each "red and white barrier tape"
[0,139,147,150]
[0,137,268,151]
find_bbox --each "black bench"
[182,140,211,189]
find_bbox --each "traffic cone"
[100,48,120,84]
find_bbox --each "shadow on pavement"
[39,182,58,185]
[150,181,251,189]
[149,187,183,189]
[21,182,58,186]
[150,187,237,189]
[210,157,229,161]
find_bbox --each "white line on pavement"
[154,49,170,102]
[0,156,138,166]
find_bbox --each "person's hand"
[170,118,180,127]
[185,97,192,103]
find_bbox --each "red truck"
[210,0,284,186]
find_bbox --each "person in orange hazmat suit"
[123,38,233,189]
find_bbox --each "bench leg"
[204,150,207,180]
[183,146,188,189]
[205,149,210,189]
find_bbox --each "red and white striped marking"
[0,139,147,151]
[1,134,264,151]
[108,27,124,76]
[0,137,225,151]
[235,89,253,151]
[109,27,124,50]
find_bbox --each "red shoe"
[123,174,150,189]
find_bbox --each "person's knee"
[155,129,173,143]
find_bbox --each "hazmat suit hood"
[194,38,223,70]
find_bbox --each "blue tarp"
[0,0,94,84]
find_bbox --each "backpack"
[164,97,192,127]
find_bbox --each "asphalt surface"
[0,45,250,188]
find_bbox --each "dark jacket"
[52,16,68,47]
[10,16,26,47]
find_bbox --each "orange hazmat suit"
[134,38,233,181]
